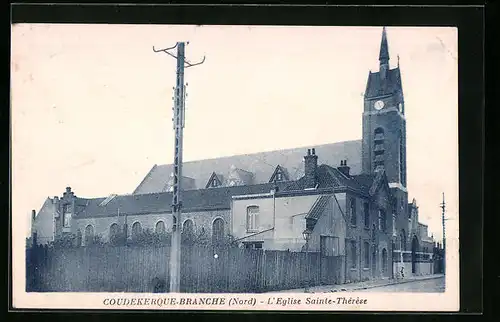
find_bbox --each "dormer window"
[269,165,289,183]
[206,172,224,189]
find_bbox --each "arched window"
[182,219,194,236]
[246,206,259,232]
[182,219,195,245]
[350,198,357,226]
[373,127,385,171]
[212,218,225,246]
[132,222,142,238]
[155,221,166,234]
[84,224,94,245]
[109,223,119,241]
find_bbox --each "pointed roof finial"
[379,26,389,64]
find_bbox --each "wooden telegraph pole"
[440,192,446,275]
[153,42,205,292]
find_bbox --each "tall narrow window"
[155,221,166,234]
[62,204,71,228]
[212,218,225,246]
[109,223,119,241]
[84,225,94,245]
[364,242,370,268]
[378,209,387,231]
[373,127,385,171]
[132,222,142,238]
[350,198,357,226]
[246,206,259,232]
[182,219,194,238]
[363,202,370,228]
[351,241,357,268]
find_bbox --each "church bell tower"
[362,27,407,191]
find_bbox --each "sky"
[11,24,458,243]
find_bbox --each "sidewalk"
[267,274,444,293]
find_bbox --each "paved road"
[360,276,445,292]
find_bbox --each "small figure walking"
[400,266,405,278]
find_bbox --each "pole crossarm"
[153,43,206,68]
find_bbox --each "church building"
[31,27,435,282]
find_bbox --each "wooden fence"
[26,245,344,293]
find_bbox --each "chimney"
[304,148,318,188]
[63,187,74,198]
[31,209,36,222]
[338,159,351,177]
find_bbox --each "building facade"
[31,27,436,282]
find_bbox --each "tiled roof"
[133,140,362,194]
[306,195,332,220]
[283,164,374,195]
[76,182,289,218]
[364,67,402,98]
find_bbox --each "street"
[360,276,445,292]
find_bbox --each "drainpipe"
[272,188,276,240]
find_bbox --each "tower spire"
[379,26,390,65]
[379,27,390,79]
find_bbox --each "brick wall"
[73,209,230,243]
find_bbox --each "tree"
[50,233,79,248]
[130,229,171,247]
[87,234,105,247]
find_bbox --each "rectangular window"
[350,198,357,226]
[62,204,71,228]
[364,203,370,228]
[320,236,337,257]
[246,206,259,232]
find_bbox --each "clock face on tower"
[374,100,385,110]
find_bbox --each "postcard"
[11,24,459,311]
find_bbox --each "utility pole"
[440,192,446,275]
[153,42,205,293]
